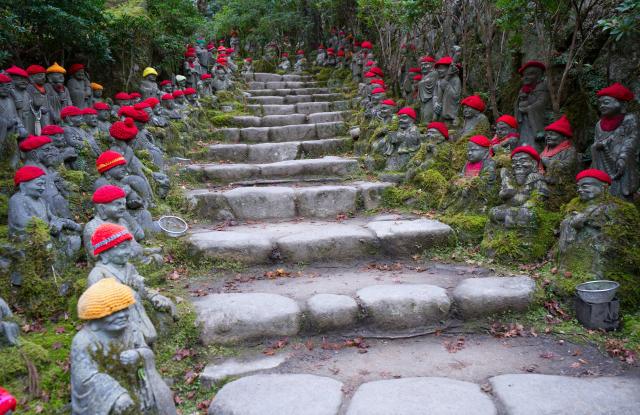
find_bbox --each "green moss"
[381,185,430,211]
[315,68,333,82]
[252,59,276,73]
[0,340,50,383]
[413,169,448,208]
[439,213,488,244]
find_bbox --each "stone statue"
[118,107,165,171]
[175,75,187,90]
[71,277,177,415]
[326,49,337,66]
[514,61,551,153]
[294,50,307,73]
[351,41,363,81]
[61,106,101,167]
[315,45,327,66]
[406,74,421,106]
[8,166,82,257]
[433,56,462,124]
[183,88,200,107]
[42,124,78,168]
[159,80,173,94]
[0,297,19,347]
[94,102,112,134]
[90,82,104,105]
[139,98,167,128]
[489,146,549,228]
[376,99,396,124]
[461,135,497,181]
[108,119,154,199]
[241,58,254,75]
[183,49,202,88]
[160,94,182,120]
[171,90,187,111]
[406,121,449,181]
[459,95,489,139]
[195,39,211,70]
[198,74,214,97]
[44,63,73,124]
[491,115,519,153]
[278,53,291,72]
[418,56,437,123]
[383,107,422,171]
[0,74,27,168]
[590,83,639,201]
[6,66,33,134]
[111,92,130,119]
[223,51,238,73]
[129,93,142,105]
[212,59,232,92]
[541,115,578,187]
[83,107,100,137]
[230,32,240,56]
[140,67,161,100]
[25,65,52,135]
[364,88,386,120]
[67,64,92,109]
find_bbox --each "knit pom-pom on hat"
[576,168,612,185]
[19,135,52,152]
[14,165,45,186]
[92,185,127,204]
[109,117,138,141]
[77,277,136,320]
[96,150,127,173]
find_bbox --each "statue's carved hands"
[119,350,140,366]
[570,212,587,229]
[433,102,442,115]
[112,394,135,414]
[614,158,625,179]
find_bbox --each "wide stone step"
[243,72,313,83]
[187,181,392,220]
[248,93,344,105]
[185,156,358,185]
[217,121,346,143]
[188,216,453,266]
[247,101,350,116]
[205,138,351,163]
[232,111,347,127]
[247,87,330,96]
[248,81,320,90]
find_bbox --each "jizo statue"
[67,64,92,109]
[491,115,519,153]
[514,61,551,153]
[432,55,461,124]
[44,63,73,124]
[0,73,27,168]
[26,65,52,134]
[418,56,437,123]
[140,67,161,100]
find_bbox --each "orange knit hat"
[77,277,136,320]
[46,62,66,74]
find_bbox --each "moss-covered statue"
[277,53,291,72]
[241,57,254,76]
[140,98,168,129]
[351,41,363,81]
[376,99,396,124]
[111,92,130,119]
[541,115,578,208]
[198,73,214,98]
[417,56,437,123]
[315,44,327,66]
[140,67,161,100]
[590,83,638,201]
[491,114,519,153]
[61,105,102,168]
[375,107,422,173]
[93,102,112,134]
[0,73,27,168]
[160,94,182,120]
[159,80,173,95]
[364,87,386,120]
[514,61,550,153]
[294,50,307,73]
[0,297,19,347]
[183,88,200,108]
[41,124,78,168]
[212,58,232,92]
[71,277,177,415]
[433,55,462,125]
[459,95,489,140]
[183,48,201,89]
[406,121,449,181]
[8,166,82,257]
[118,107,165,172]
[108,118,154,195]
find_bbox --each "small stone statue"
[376,99,396,123]
[514,61,551,153]
[326,48,337,66]
[198,74,214,97]
[541,115,578,183]
[71,277,177,415]
[83,107,100,137]
[462,135,496,181]
[294,50,307,73]
[160,94,182,120]
[171,90,187,111]
[90,82,104,105]
[175,75,187,90]
[241,57,254,75]
[129,92,142,105]
[406,121,449,181]
[0,297,19,347]
[111,92,130,119]
[94,102,112,134]
[139,98,167,128]
[590,83,639,201]
[42,124,78,167]
[140,67,161,100]
[433,56,462,124]
[230,31,240,56]
[278,53,291,72]
[183,48,202,88]
[26,65,52,134]
[108,119,154,198]
[459,95,489,139]
[8,166,82,257]
[159,80,173,94]
[44,62,73,124]
[67,64,92,109]
[418,55,437,123]
[194,39,211,70]
[364,88,386,120]
[61,105,101,164]
[491,115,519,153]
[117,107,164,171]
[183,88,200,107]
[315,45,327,66]
[0,74,27,168]
[351,41,363,81]
[6,66,33,134]
[383,107,422,171]
[212,59,232,92]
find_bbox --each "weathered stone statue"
[418,56,437,123]
[383,107,422,171]
[195,39,211,70]
[183,88,200,107]
[360,41,374,79]
[515,61,551,153]
[0,297,19,347]
[326,49,337,66]
[491,115,519,153]
[198,74,214,97]
[278,53,291,72]
[44,62,73,124]
[118,107,165,171]
[461,135,497,181]
[212,59,232,92]
[61,106,101,165]
[71,277,177,415]
[241,57,254,75]
[175,75,187,90]
[25,65,52,134]
[128,93,142,105]
[230,31,240,56]
[351,41,363,81]
[140,67,161,100]
[183,49,202,88]
[0,73,27,168]
[294,50,307,73]
[42,124,77,168]
[67,64,92,109]
[336,49,346,69]
[139,98,167,128]
[8,166,82,257]
[90,82,104,105]
[112,92,130,119]
[83,107,100,137]
[315,45,327,66]
[590,83,638,201]
[459,95,489,139]
[364,88,386,120]
[171,90,187,111]
[433,56,461,124]
[159,80,173,94]
[406,121,449,181]
[541,115,578,184]
[6,66,33,134]
[160,94,182,120]
[108,119,154,198]
[376,99,396,123]
[94,102,112,134]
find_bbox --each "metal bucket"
[158,215,189,238]
[575,280,620,304]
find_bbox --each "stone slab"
[295,185,357,218]
[307,111,345,124]
[231,115,261,127]
[269,123,317,142]
[239,126,270,143]
[206,143,249,162]
[202,164,259,181]
[224,186,296,219]
[264,81,287,89]
[357,284,451,329]
[248,104,296,116]
[355,181,393,210]
[284,95,313,104]
[253,73,284,82]
[301,138,350,157]
[201,355,286,386]
[453,276,535,318]
[366,218,452,255]
[248,96,284,105]
[261,114,307,127]
[296,102,331,114]
[258,157,357,178]
[316,121,346,139]
[490,374,640,415]
[186,190,233,220]
[218,128,240,142]
[247,141,300,163]
[346,377,497,415]
[188,231,273,264]
[208,374,343,415]
[306,294,359,331]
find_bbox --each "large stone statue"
[418,55,437,123]
[25,64,52,135]
[491,115,519,153]
[67,64,92,109]
[381,107,422,172]
[433,56,461,124]
[541,115,578,190]
[71,277,177,415]
[44,63,73,124]
[590,83,638,201]
[6,66,33,134]
[8,166,82,257]
[459,95,489,139]
[278,53,291,72]
[514,61,551,153]
[140,67,161,100]
[0,73,27,168]
[0,297,19,347]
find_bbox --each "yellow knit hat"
[143,67,158,78]
[90,82,103,90]
[77,278,136,320]
[46,62,66,74]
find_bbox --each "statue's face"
[97,110,110,121]
[175,96,185,104]
[102,239,132,266]
[598,96,623,117]
[68,115,83,127]
[495,121,514,138]
[521,67,542,86]
[95,308,130,334]
[20,176,46,198]
[97,197,126,221]
[105,165,127,181]
[93,89,103,98]
[379,104,393,119]
[73,70,85,80]
[153,105,163,115]
[426,128,444,143]
[161,84,173,93]
[512,153,537,185]
[146,74,157,82]
[162,100,173,109]
[35,143,60,167]
[467,142,488,163]
[47,73,65,85]
[398,114,414,130]
[436,64,448,78]
[85,114,98,127]
[215,66,226,76]
[116,99,130,106]
[577,177,605,202]
[11,75,29,90]
[370,93,383,106]
[544,130,566,148]
[177,80,186,88]
[0,83,10,98]
[30,73,46,85]
[462,105,479,119]
[50,133,66,147]
[420,62,433,74]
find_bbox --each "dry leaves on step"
[489,322,525,338]
[605,339,637,364]
[443,337,465,353]
[263,338,289,355]
[264,268,291,279]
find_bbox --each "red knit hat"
[408,67,421,73]
[118,106,149,123]
[114,92,130,101]
[370,67,383,76]
[92,185,127,204]
[133,102,150,110]
[435,56,453,66]
[461,95,486,112]
[5,66,29,78]
[469,135,492,147]
[19,135,52,151]
[337,50,345,57]
[91,223,133,256]
[420,56,436,63]
[398,107,417,120]
[184,87,197,95]
[26,65,46,75]
[217,58,228,66]
[282,52,289,58]
[129,92,141,99]
[217,45,226,51]
[184,50,196,58]
[94,102,111,111]
[596,83,634,102]
[413,74,422,81]
[370,79,385,86]
[365,60,374,67]
[159,80,172,86]
[518,60,546,75]
[381,99,397,106]
[296,49,305,55]
[96,150,127,173]
[172,90,185,98]
[83,107,97,115]
[511,145,540,163]
[41,125,65,135]
[371,87,385,95]
[226,48,235,53]
[576,168,611,185]
[68,63,85,75]
[14,165,45,186]
[161,93,174,101]
[201,73,212,80]
[496,114,518,128]
[60,106,83,118]
[364,71,375,78]
[361,41,373,49]
[544,115,572,137]
[244,57,253,63]
[109,118,138,141]
[145,97,160,108]
[427,122,449,139]
[0,74,11,83]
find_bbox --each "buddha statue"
[0,297,19,347]
[159,80,173,94]
[90,82,104,105]
[140,67,161,100]
[44,63,73,124]
[160,94,182,120]
[459,95,489,139]
[6,66,32,134]
[294,50,307,73]
[433,56,462,124]
[406,121,449,181]
[94,102,112,134]
[8,166,82,257]
[175,75,187,90]
[418,56,437,123]
[541,115,578,190]
[171,90,187,111]
[223,51,238,73]
[406,74,421,106]
[128,93,142,105]
[67,64,92,109]
[119,106,165,171]
[212,59,231,92]
[111,92,131,119]
[590,83,638,201]
[364,88,386,120]
[383,107,422,172]
[0,74,27,168]
[241,57,254,75]
[461,135,497,181]
[71,277,177,415]
[278,53,291,72]
[195,39,211,70]
[183,49,202,88]
[25,65,52,134]
[83,107,100,137]
[42,124,78,168]
[376,99,396,124]
[183,88,200,107]
[198,74,214,97]
[315,45,327,66]
[491,115,519,153]
[61,106,101,166]
[515,61,551,153]
[140,98,168,128]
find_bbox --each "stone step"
[232,111,347,127]
[248,93,344,105]
[185,156,358,185]
[187,181,392,220]
[205,138,351,163]
[188,216,453,266]
[217,121,346,143]
[248,81,320,90]
[243,72,313,83]
[247,87,331,96]
[247,101,350,116]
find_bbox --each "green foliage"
[597,0,640,41]
[439,213,488,244]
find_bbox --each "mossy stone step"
[243,72,313,83]
[205,138,351,163]
[247,87,330,96]
[246,101,350,116]
[217,121,346,143]
[247,93,344,105]
[248,81,320,90]
[231,111,347,127]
